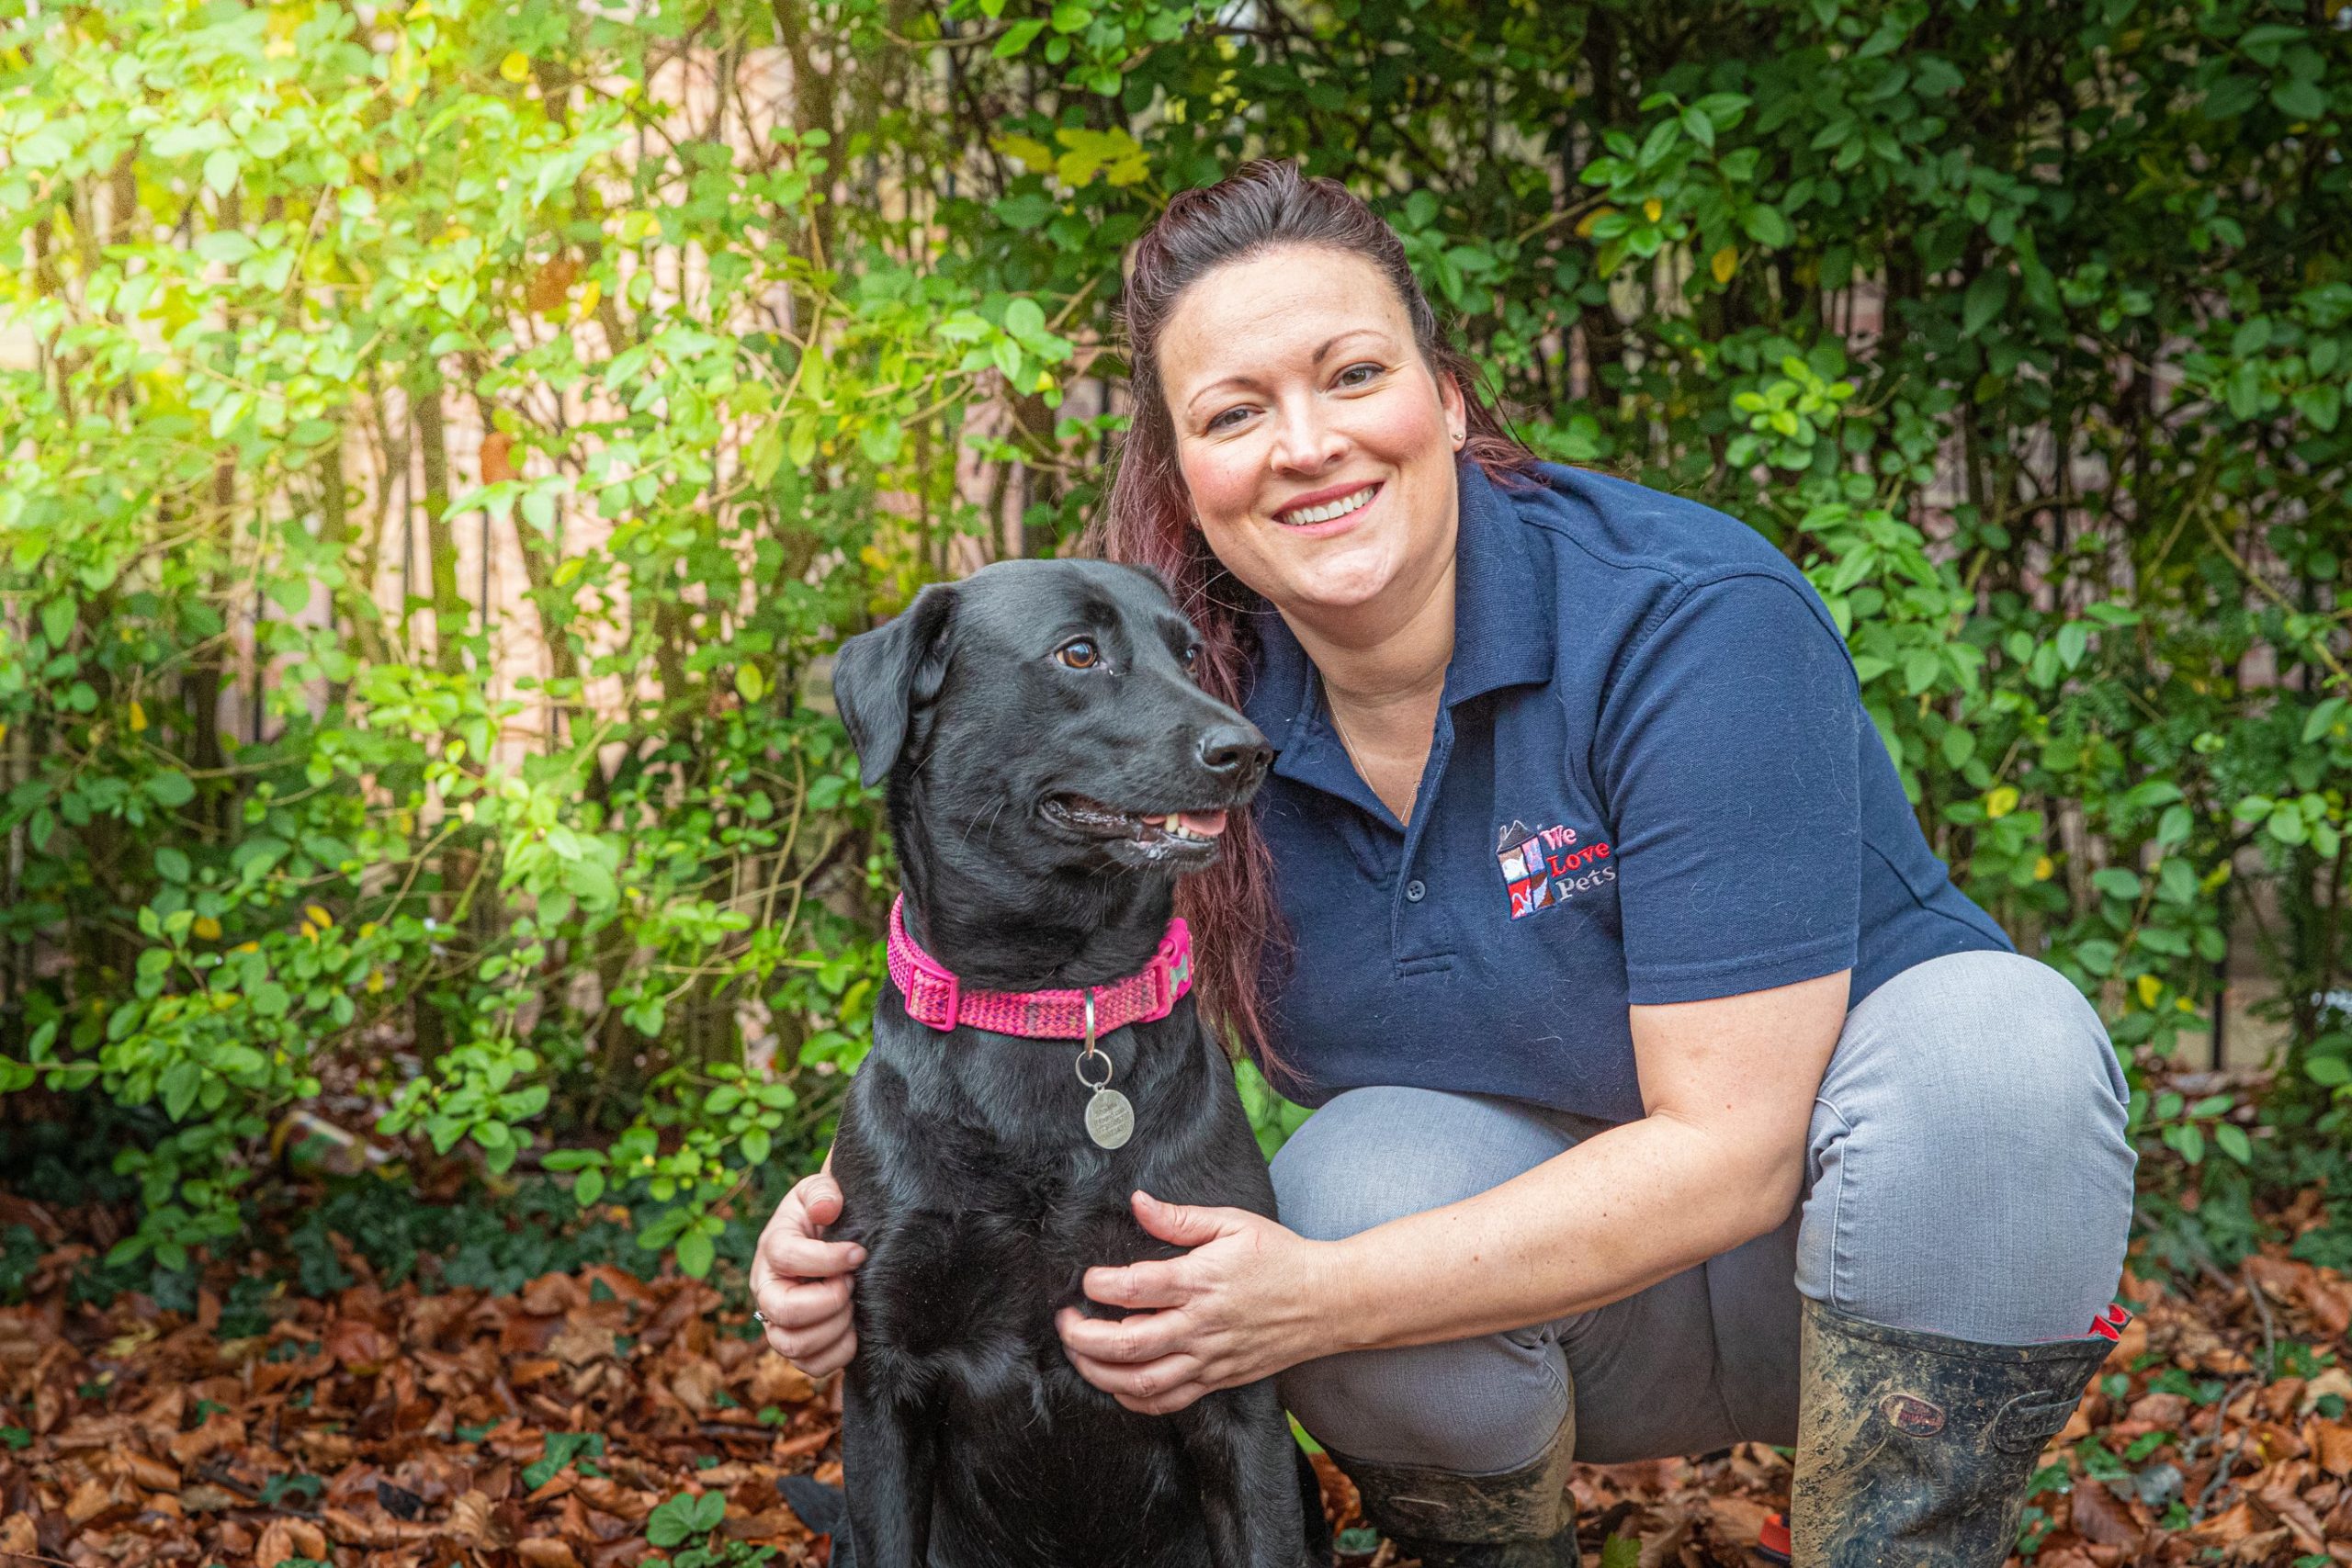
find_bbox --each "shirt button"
[1404,879,1427,903]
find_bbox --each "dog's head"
[831,560,1271,880]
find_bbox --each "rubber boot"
[1327,1413,1578,1568]
[1792,1297,2113,1566]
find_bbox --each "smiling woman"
[753,162,2137,1568]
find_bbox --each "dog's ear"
[831,583,958,788]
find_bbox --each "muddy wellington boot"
[1327,1415,1578,1567]
[1792,1297,2119,1566]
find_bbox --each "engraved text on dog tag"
[1085,1089,1135,1150]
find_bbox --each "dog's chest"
[854,1156,1157,1357]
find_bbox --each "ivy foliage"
[1,0,2346,1273]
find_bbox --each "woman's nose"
[1269,400,1345,473]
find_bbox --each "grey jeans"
[1271,950,2136,1472]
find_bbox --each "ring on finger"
[752,1309,768,1326]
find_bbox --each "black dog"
[820,559,1320,1568]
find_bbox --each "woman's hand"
[1055,1190,1330,1416]
[749,1168,866,1376]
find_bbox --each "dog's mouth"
[1041,795,1231,863]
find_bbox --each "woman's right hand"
[749,1167,866,1376]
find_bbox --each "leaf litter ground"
[4,1195,2350,1566]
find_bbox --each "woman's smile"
[1273,479,1384,535]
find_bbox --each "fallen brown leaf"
[2069,1479,2143,1550]
[254,1516,329,1568]
[2312,1417,2352,1477]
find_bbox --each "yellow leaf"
[2177,997,2197,1012]
[306,905,334,929]
[2032,855,2054,881]
[576,278,601,320]
[0,722,8,744]
[1985,785,2020,819]
[2136,975,2163,1009]
[499,51,530,83]
[232,941,259,954]
[1711,246,1737,285]
[1575,206,1614,239]
[1643,197,1662,222]
[991,134,1056,174]
[366,968,386,995]
[128,699,147,732]
[193,916,222,941]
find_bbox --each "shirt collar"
[1241,457,1559,762]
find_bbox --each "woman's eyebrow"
[1310,327,1391,363]
[1183,329,1396,416]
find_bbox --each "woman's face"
[1155,245,1465,624]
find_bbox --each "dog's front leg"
[1173,1381,1315,1568]
[841,1368,938,1568]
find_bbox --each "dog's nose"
[1197,723,1273,780]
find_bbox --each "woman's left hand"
[1056,1190,1329,1416]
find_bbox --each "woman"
[751,160,2135,1567]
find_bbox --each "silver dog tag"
[1084,1089,1135,1150]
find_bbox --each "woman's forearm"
[1311,1113,1801,1355]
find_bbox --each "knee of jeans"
[1842,953,2130,1162]
[1271,1087,1574,1244]
[1281,1336,1572,1474]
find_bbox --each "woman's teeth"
[1280,485,1376,526]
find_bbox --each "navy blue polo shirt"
[1244,461,2012,1124]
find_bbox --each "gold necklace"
[1327,693,1414,818]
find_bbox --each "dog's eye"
[1182,643,1201,671]
[1056,639,1101,670]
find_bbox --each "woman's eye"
[1205,407,1249,433]
[1338,362,1382,387]
[1057,639,1101,670]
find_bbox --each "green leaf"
[1962,270,2013,337]
[2204,74,2262,118]
[1599,1536,1642,1568]
[145,771,197,808]
[2213,1123,2252,1165]
[1003,297,1047,342]
[2270,77,2326,120]
[992,18,1046,58]
[1740,205,1792,248]
[195,231,257,265]
[676,1228,716,1278]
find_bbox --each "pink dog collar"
[885,895,1193,1038]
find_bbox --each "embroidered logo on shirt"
[1495,818,1614,919]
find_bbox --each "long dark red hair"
[1081,159,1542,1070]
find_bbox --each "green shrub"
[2,0,2346,1275]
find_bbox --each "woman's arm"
[1056,969,1849,1413]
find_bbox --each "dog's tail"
[776,1474,854,1567]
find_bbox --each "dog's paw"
[775,1472,847,1534]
